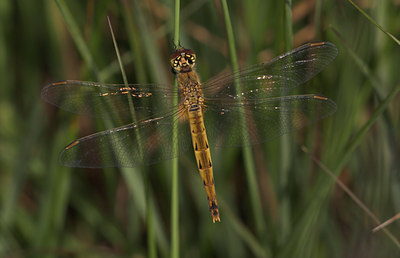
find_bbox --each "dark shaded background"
[1,0,400,257]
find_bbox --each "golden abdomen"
[188,107,220,222]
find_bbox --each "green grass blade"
[107,17,129,87]
[330,26,381,94]
[278,0,294,245]
[220,0,266,244]
[1,103,43,230]
[348,0,400,45]
[333,84,400,176]
[4,0,400,256]
[34,129,72,251]
[171,1,180,258]
[282,83,400,256]
[54,0,100,80]
[107,16,157,257]
[283,0,293,50]
[222,199,270,258]
[301,146,400,249]
[121,0,147,84]
[314,0,322,38]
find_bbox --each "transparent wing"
[59,108,193,168]
[41,80,179,121]
[202,42,338,100]
[204,95,337,148]
[45,42,337,167]
[201,42,338,147]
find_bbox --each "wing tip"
[41,80,70,100]
[310,41,338,57]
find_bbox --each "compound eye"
[173,60,179,67]
[187,54,196,64]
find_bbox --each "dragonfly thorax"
[182,82,205,111]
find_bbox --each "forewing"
[204,95,337,148]
[60,108,193,168]
[201,42,337,147]
[202,42,338,100]
[41,80,179,121]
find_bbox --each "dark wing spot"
[213,210,219,216]
[198,160,202,169]
[203,180,206,186]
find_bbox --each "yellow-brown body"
[172,48,220,223]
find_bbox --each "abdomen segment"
[188,107,220,223]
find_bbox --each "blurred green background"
[1,0,400,257]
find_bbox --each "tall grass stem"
[171,1,180,258]
[54,0,100,80]
[279,0,293,245]
[220,0,266,243]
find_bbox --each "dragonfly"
[41,41,338,223]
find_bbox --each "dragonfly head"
[170,47,196,74]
